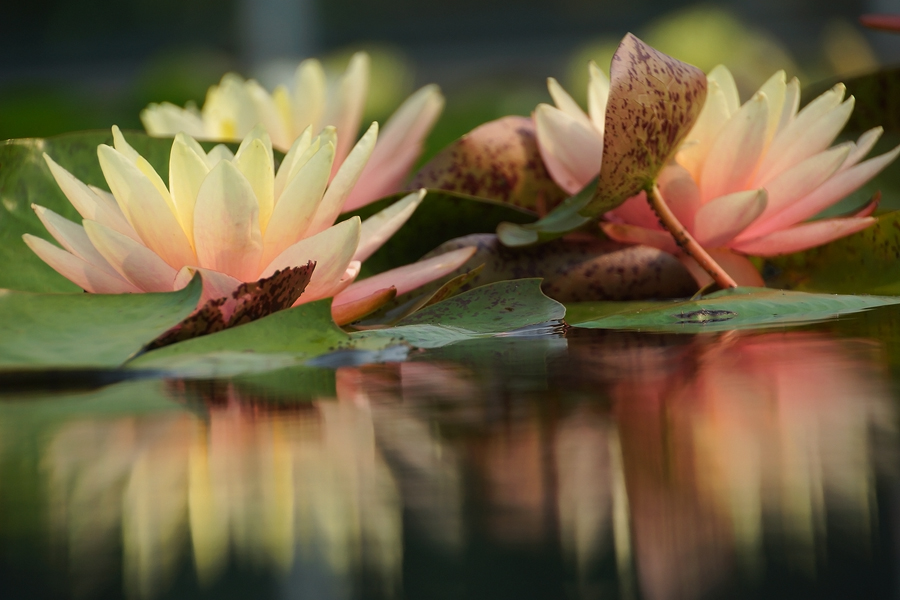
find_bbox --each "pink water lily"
[24,126,474,323]
[535,64,900,286]
[141,52,444,212]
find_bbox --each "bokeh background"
[2,0,899,159]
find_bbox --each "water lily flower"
[535,64,900,285]
[24,126,474,323]
[141,52,445,212]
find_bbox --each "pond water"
[3,306,900,599]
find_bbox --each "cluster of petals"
[534,64,900,285]
[141,52,445,212]
[24,126,474,321]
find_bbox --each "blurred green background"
[1,0,898,161]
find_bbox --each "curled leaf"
[146,263,315,350]
[499,33,707,246]
[408,116,568,212]
[413,233,696,302]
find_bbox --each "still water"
[3,307,900,599]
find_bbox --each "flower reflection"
[44,375,402,599]
[606,332,893,599]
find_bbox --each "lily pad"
[128,298,360,376]
[566,287,900,333]
[352,279,566,349]
[763,210,900,295]
[498,33,707,246]
[408,116,568,212]
[0,274,202,370]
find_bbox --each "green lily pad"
[0,275,202,370]
[353,279,566,349]
[128,298,362,376]
[763,210,900,295]
[566,287,900,333]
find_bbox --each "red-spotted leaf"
[393,233,697,303]
[146,263,315,350]
[408,116,568,213]
[498,34,707,246]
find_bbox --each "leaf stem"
[647,184,738,290]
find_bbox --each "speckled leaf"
[343,189,533,277]
[763,210,900,294]
[591,33,707,212]
[567,287,900,333]
[498,34,707,246]
[146,263,316,350]
[393,233,696,303]
[352,279,566,349]
[408,116,568,212]
[0,274,202,371]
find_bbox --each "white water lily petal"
[548,77,592,127]
[600,222,679,255]
[757,70,786,147]
[261,142,334,267]
[234,137,275,233]
[97,144,196,269]
[174,266,243,304]
[677,80,732,181]
[354,190,425,262]
[329,52,370,169]
[141,102,207,138]
[31,205,119,276]
[169,134,210,247]
[335,246,477,306]
[205,144,235,166]
[700,91,769,201]
[43,154,139,241]
[732,217,875,256]
[658,165,702,230]
[749,144,900,235]
[760,145,850,223]
[306,122,378,236]
[534,104,604,195]
[343,141,421,214]
[245,80,291,151]
[261,217,361,302]
[605,191,657,230]
[587,62,609,133]
[84,220,177,292]
[680,250,764,287]
[291,59,327,138]
[202,74,257,141]
[693,189,767,248]
[274,126,312,201]
[707,65,740,116]
[843,127,883,170]
[22,235,139,293]
[112,125,141,163]
[192,160,263,281]
[777,77,801,134]
[757,84,847,181]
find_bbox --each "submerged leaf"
[567,287,900,333]
[146,263,316,350]
[0,275,202,370]
[499,34,707,245]
[406,233,696,302]
[408,116,568,212]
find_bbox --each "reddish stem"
[646,184,738,290]
[860,14,900,33]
